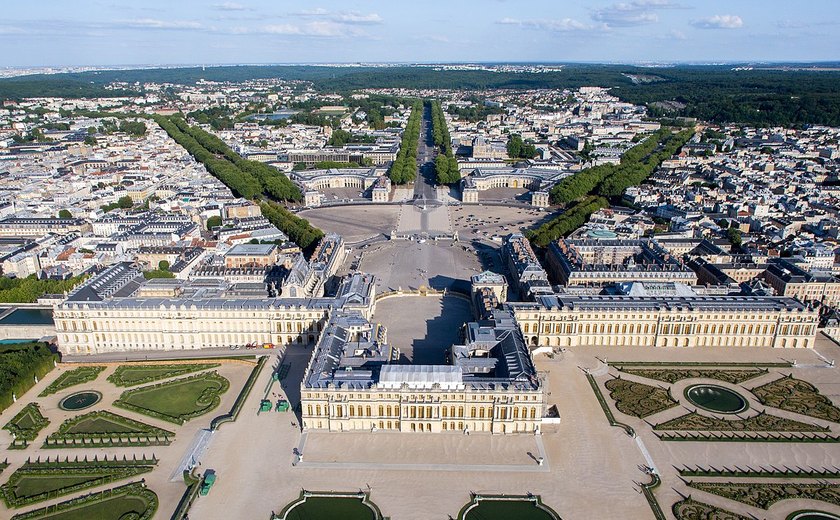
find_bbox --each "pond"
[0,308,54,325]
[787,512,840,520]
[59,391,102,411]
[685,384,748,414]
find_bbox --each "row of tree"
[529,128,693,247]
[259,201,324,252]
[154,115,301,201]
[387,100,423,184]
[429,100,461,185]
[526,196,608,247]
[549,129,692,205]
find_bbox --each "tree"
[726,227,742,248]
[58,209,72,219]
[158,260,170,271]
[206,215,222,230]
[84,135,97,146]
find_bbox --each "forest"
[3,64,840,125]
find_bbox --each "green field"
[107,363,220,387]
[3,403,49,442]
[44,410,174,448]
[114,372,229,424]
[283,497,378,520]
[2,461,156,509]
[11,483,157,520]
[39,366,105,396]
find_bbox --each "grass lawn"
[12,475,101,500]
[2,464,155,508]
[284,497,377,520]
[463,500,556,520]
[3,403,49,441]
[39,366,105,397]
[15,494,152,520]
[115,372,229,423]
[107,363,220,387]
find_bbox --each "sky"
[0,1,838,67]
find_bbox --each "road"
[413,102,439,202]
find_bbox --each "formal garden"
[1,456,157,508]
[616,367,768,385]
[107,362,220,387]
[672,497,749,520]
[3,403,49,449]
[604,378,678,418]
[38,366,105,397]
[113,371,230,424]
[751,375,840,423]
[10,481,158,520]
[43,410,174,448]
[654,410,828,433]
[686,481,840,510]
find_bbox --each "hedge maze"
[751,375,840,424]
[38,366,105,396]
[604,378,678,418]
[1,456,157,508]
[114,371,230,424]
[107,362,221,387]
[44,410,174,448]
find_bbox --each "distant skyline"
[0,1,838,67]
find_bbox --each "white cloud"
[590,1,686,28]
[259,21,368,38]
[120,18,205,30]
[691,14,743,29]
[294,8,383,25]
[498,17,591,32]
[213,2,249,11]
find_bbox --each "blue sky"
[0,1,837,67]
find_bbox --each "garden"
[38,366,105,397]
[44,410,174,448]
[1,456,157,508]
[604,377,678,418]
[113,371,230,424]
[751,375,840,424]
[107,362,220,387]
[3,403,49,449]
[10,482,158,520]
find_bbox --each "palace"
[300,307,543,434]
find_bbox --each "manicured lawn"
[463,500,557,520]
[284,497,377,520]
[114,372,229,424]
[10,483,157,520]
[45,411,174,448]
[3,403,49,442]
[107,363,220,387]
[39,366,105,396]
[15,495,152,520]
[12,475,101,500]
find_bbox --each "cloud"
[498,17,591,32]
[691,14,743,29]
[257,21,370,38]
[591,1,686,28]
[119,18,205,30]
[213,2,250,11]
[294,8,383,25]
